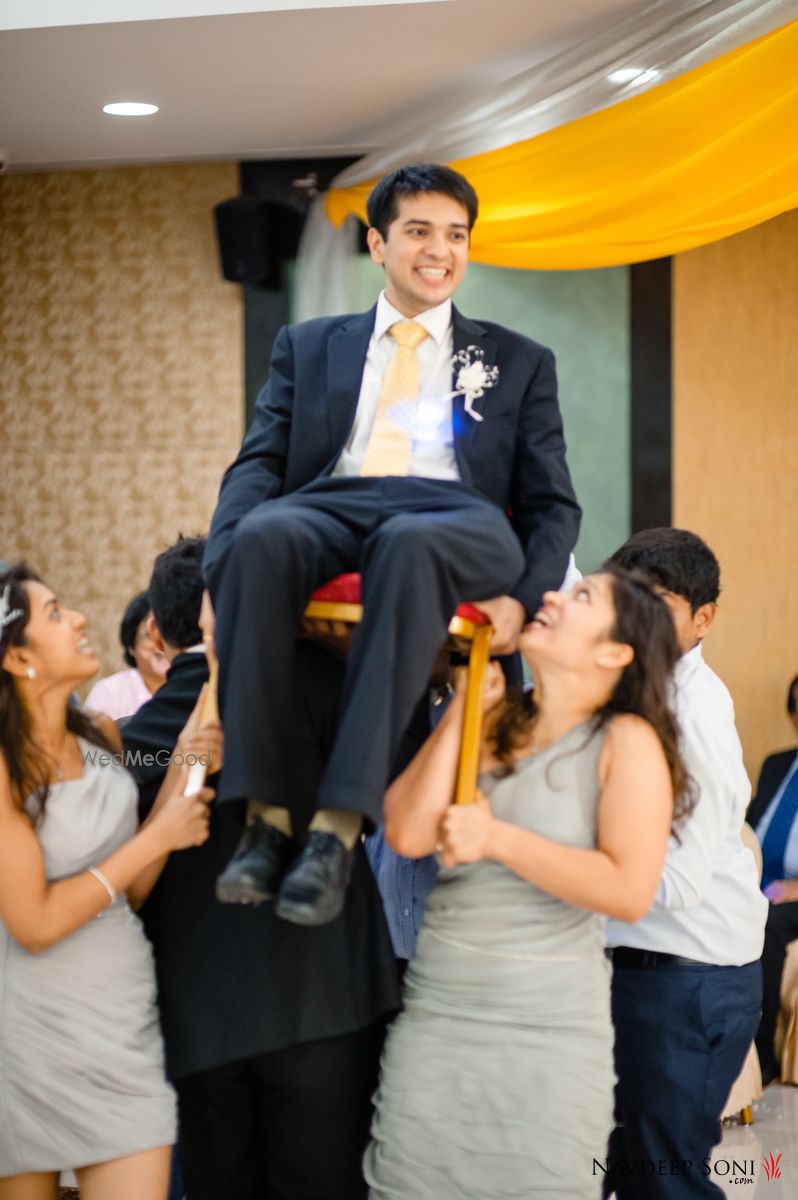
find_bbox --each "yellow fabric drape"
[326,19,798,270]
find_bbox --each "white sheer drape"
[333,0,795,186]
[293,0,796,319]
[292,196,360,322]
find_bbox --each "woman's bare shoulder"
[600,713,664,766]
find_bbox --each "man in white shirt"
[605,528,766,1200]
[204,163,581,925]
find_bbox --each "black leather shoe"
[275,831,355,926]
[215,821,294,905]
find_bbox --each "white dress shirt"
[607,643,767,965]
[755,751,798,877]
[333,291,460,481]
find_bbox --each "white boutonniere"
[452,346,499,422]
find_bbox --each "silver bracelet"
[88,866,118,908]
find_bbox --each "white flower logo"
[452,346,499,422]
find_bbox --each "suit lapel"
[324,304,498,464]
[451,306,498,455]
[326,308,376,452]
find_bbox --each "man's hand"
[469,595,526,655]
[764,879,798,905]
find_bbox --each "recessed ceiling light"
[607,68,660,86]
[103,102,159,117]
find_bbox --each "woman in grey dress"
[0,563,218,1199]
[365,566,695,1199]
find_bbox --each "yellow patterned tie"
[360,320,429,476]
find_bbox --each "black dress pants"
[176,1023,385,1200]
[755,899,798,1081]
[212,476,524,827]
[607,960,762,1199]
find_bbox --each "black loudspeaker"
[214,196,305,288]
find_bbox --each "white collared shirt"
[332,291,460,480]
[607,644,767,965]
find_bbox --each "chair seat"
[308,573,490,630]
[311,573,363,605]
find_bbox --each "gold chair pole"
[453,622,492,806]
[185,657,219,797]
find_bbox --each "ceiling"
[0,0,641,173]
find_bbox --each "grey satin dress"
[364,722,615,1199]
[0,740,176,1175]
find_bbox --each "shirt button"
[403,908,411,917]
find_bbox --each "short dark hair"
[148,535,206,651]
[366,163,478,239]
[607,528,720,611]
[788,675,798,716]
[119,591,151,668]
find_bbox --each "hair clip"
[0,584,23,633]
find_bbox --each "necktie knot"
[390,320,428,351]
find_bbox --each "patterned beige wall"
[0,163,243,689]
[673,207,798,783]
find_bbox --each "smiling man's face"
[367,191,471,317]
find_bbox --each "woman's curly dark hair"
[1,562,114,820]
[489,564,696,827]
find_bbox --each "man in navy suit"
[750,673,798,1084]
[204,163,581,924]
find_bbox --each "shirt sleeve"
[203,324,295,590]
[652,696,750,912]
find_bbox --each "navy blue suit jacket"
[748,748,798,832]
[205,305,581,616]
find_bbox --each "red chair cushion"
[310,573,363,604]
[453,601,491,626]
[310,574,490,625]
